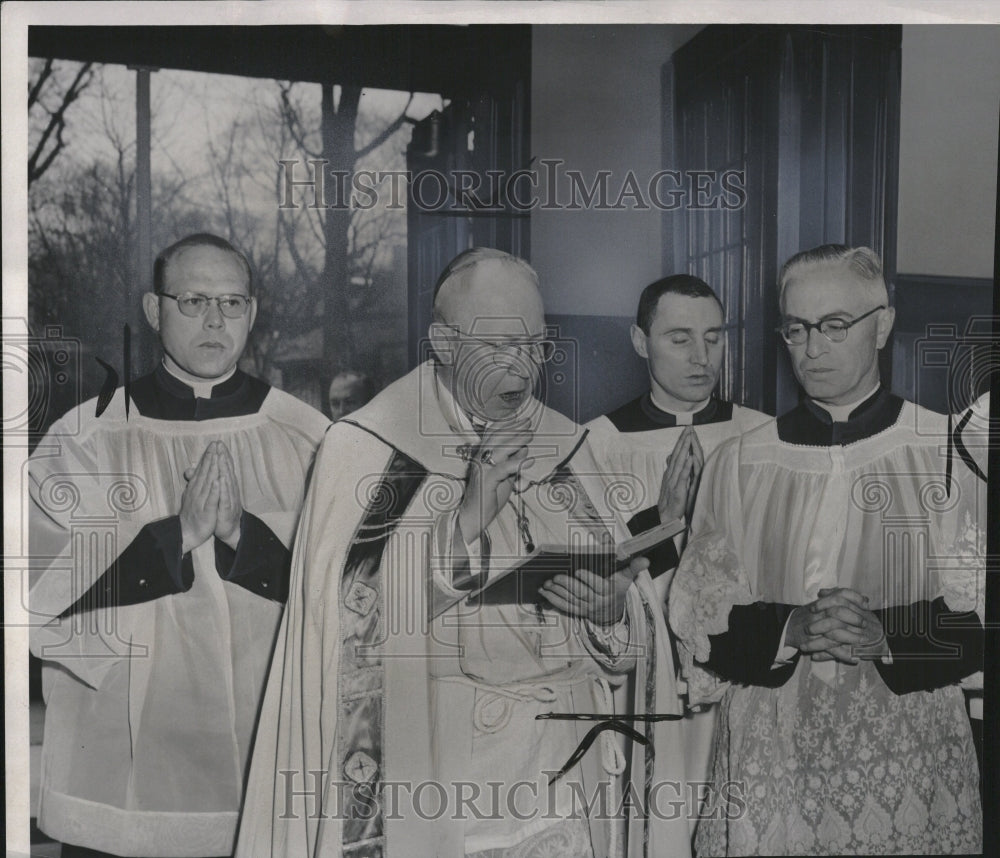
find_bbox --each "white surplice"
[669,402,983,855]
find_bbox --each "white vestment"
[586,396,770,857]
[237,362,643,858]
[30,369,329,856]
[670,399,983,855]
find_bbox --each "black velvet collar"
[128,363,270,420]
[605,393,734,433]
[776,386,904,446]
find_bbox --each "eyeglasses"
[777,305,885,345]
[159,292,253,319]
[440,324,556,364]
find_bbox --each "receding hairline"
[778,260,889,311]
[154,233,253,295]
[778,245,887,310]
[432,251,541,324]
[647,290,725,329]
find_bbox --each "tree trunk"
[321,83,361,371]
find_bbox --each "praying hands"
[179,440,243,553]
[657,426,705,524]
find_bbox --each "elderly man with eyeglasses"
[668,244,984,855]
[29,233,329,858]
[237,247,653,858]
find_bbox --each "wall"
[531,25,702,317]
[530,25,702,420]
[896,25,1000,278]
[532,24,1000,304]
[530,24,998,420]
[893,25,998,410]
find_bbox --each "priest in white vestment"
[30,234,330,857]
[237,249,653,858]
[586,274,769,857]
[669,245,983,855]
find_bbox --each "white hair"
[778,244,888,310]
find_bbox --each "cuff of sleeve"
[585,611,631,663]
[145,515,194,593]
[59,516,192,617]
[626,506,661,535]
[214,511,290,602]
[772,612,798,667]
[433,510,489,593]
[873,598,984,694]
[214,534,237,579]
[705,602,799,687]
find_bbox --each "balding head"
[429,248,548,422]
[432,248,544,332]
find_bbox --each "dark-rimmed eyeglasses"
[440,324,556,364]
[159,292,253,319]
[777,305,885,345]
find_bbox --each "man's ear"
[875,305,896,350]
[630,324,649,360]
[428,321,457,366]
[142,292,161,332]
[248,296,259,332]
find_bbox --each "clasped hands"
[455,419,643,627]
[657,426,705,525]
[179,440,243,554]
[786,587,889,665]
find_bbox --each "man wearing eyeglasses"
[238,248,648,858]
[669,244,983,854]
[586,275,770,857]
[29,233,329,858]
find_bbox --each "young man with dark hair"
[587,273,770,856]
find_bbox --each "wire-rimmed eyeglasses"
[777,305,885,345]
[159,292,253,319]
[440,324,556,364]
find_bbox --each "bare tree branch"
[277,207,318,288]
[279,81,322,160]
[28,58,54,108]
[354,93,416,161]
[28,61,94,185]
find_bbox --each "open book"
[432,516,685,618]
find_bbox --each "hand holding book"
[537,556,650,626]
[460,516,685,614]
